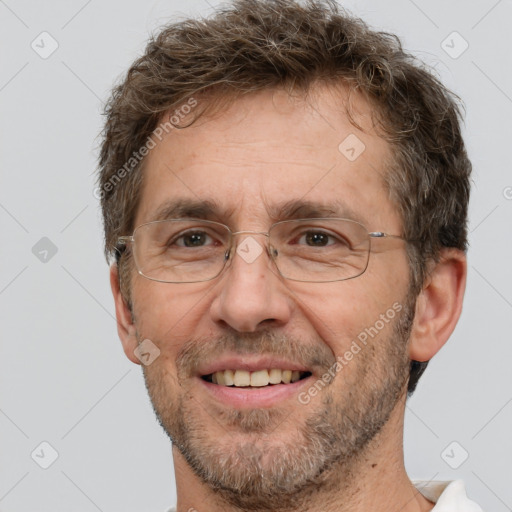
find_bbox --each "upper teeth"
[210,369,304,387]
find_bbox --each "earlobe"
[110,264,141,365]
[408,249,467,362]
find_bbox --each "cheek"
[132,279,212,350]
[290,272,407,356]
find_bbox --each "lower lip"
[198,376,313,408]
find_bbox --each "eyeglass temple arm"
[369,232,416,242]
[114,236,134,263]
[117,236,134,244]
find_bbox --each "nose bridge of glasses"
[230,230,270,237]
[229,230,271,251]
[226,230,275,264]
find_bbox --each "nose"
[209,232,292,332]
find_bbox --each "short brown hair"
[98,0,471,394]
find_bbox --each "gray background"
[1,0,511,510]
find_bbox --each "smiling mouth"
[202,369,312,387]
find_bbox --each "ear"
[408,248,467,362]
[110,264,141,365]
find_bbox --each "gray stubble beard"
[141,297,415,512]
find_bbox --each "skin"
[111,84,467,512]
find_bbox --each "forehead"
[136,84,401,232]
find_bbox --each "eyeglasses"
[116,218,409,284]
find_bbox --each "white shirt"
[166,479,483,511]
[414,480,484,511]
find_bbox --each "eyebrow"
[152,198,224,222]
[150,198,368,226]
[267,199,367,225]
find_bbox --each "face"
[126,86,414,509]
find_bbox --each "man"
[97,1,483,510]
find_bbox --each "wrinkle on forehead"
[137,82,398,232]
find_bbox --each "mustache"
[176,330,336,378]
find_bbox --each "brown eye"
[304,231,331,246]
[171,230,216,248]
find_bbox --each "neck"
[172,397,434,512]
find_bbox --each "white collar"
[413,480,484,511]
